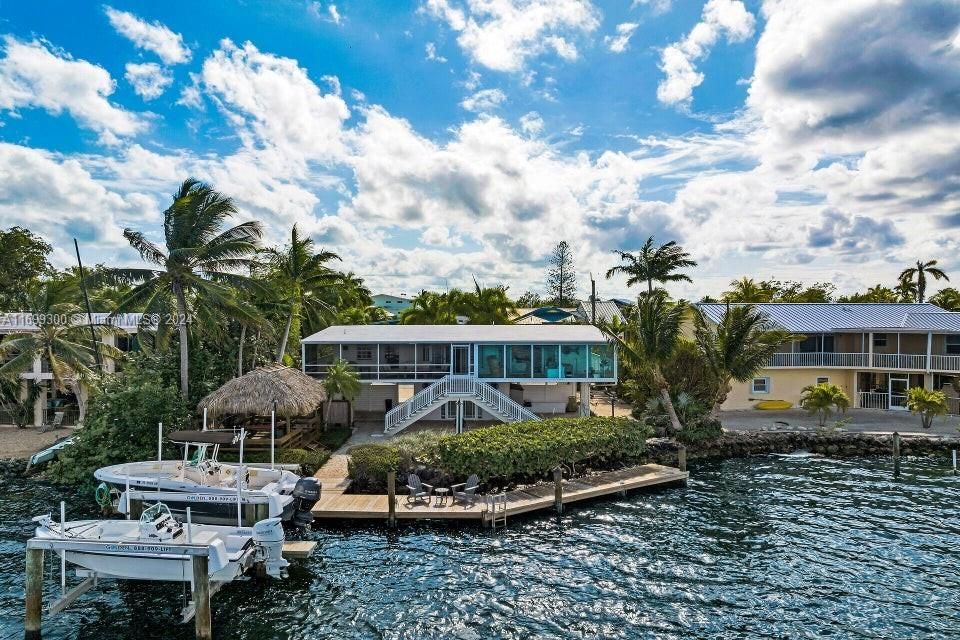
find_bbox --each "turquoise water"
[1,456,958,639]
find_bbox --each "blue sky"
[1,1,958,300]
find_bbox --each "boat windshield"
[139,502,172,526]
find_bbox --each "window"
[816,376,829,385]
[356,346,373,360]
[590,344,615,378]
[478,345,504,378]
[752,377,770,394]
[508,345,532,377]
[947,335,960,355]
[560,344,588,378]
[533,345,560,378]
[873,333,887,348]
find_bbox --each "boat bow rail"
[384,375,540,434]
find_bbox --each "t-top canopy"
[168,430,242,445]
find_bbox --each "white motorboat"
[94,429,320,526]
[30,502,289,582]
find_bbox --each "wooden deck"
[311,463,687,522]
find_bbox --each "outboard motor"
[291,478,321,527]
[252,517,288,578]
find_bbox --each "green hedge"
[347,444,401,492]
[432,417,651,481]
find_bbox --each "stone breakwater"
[645,431,960,467]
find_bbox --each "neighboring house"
[696,303,960,413]
[512,306,579,324]
[371,294,413,322]
[574,299,627,325]
[301,324,617,434]
[0,312,143,426]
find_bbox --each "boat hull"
[60,549,246,582]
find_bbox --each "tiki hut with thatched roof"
[197,364,327,435]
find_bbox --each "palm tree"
[322,359,361,425]
[0,279,122,423]
[606,236,697,294]
[110,178,263,399]
[898,260,949,303]
[462,278,517,324]
[722,277,772,303]
[929,287,960,311]
[400,290,459,324]
[600,290,687,432]
[693,304,794,416]
[261,225,342,363]
[799,383,849,427]
[894,279,919,303]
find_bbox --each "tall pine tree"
[546,241,577,306]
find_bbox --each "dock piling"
[952,449,957,475]
[24,547,43,640]
[191,555,212,640]
[677,445,687,473]
[893,432,901,478]
[387,471,396,526]
[553,468,563,514]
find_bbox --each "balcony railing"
[770,352,960,372]
[303,362,452,381]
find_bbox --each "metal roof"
[302,324,607,344]
[575,300,625,324]
[695,303,958,333]
[512,306,578,324]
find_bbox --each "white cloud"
[423,0,601,72]
[519,111,544,135]
[460,88,506,112]
[104,6,191,65]
[307,2,342,24]
[0,36,145,144]
[329,4,342,24]
[657,0,754,107]
[425,42,448,62]
[633,0,672,14]
[605,22,638,53]
[195,39,351,165]
[124,62,173,100]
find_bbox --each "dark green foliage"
[674,416,723,444]
[232,448,331,476]
[0,226,52,311]
[318,424,352,451]
[47,353,190,485]
[624,339,721,411]
[432,417,652,481]
[347,444,401,492]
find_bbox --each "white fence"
[771,352,960,371]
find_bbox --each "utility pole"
[74,239,102,373]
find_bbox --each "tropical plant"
[0,378,42,428]
[799,383,850,427]
[400,290,460,324]
[905,387,948,429]
[898,260,949,303]
[516,290,544,307]
[0,226,52,311]
[461,278,517,324]
[693,304,794,417]
[322,359,361,425]
[600,291,687,432]
[722,277,774,302]
[606,236,697,295]
[0,279,123,423]
[838,284,899,303]
[546,240,578,306]
[109,178,264,399]
[928,287,960,311]
[347,444,402,492]
[260,225,342,363]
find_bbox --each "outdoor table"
[434,488,450,507]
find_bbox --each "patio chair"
[40,411,64,433]
[451,474,480,506]
[406,474,433,504]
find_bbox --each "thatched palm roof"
[197,364,327,417]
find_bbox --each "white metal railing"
[858,392,889,410]
[769,352,869,368]
[770,352,960,371]
[930,355,960,372]
[873,354,927,370]
[384,375,540,433]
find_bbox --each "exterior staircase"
[384,375,541,435]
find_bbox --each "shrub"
[905,387,948,429]
[231,448,332,476]
[347,444,401,492]
[675,416,723,444]
[47,353,189,486]
[799,383,850,427]
[432,417,652,481]
[390,430,450,470]
[318,424,352,451]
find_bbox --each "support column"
[926,332,933,372]
[32,384,45,427]
[24,547,43,640]
[192,555,212,640]
[868,332,874,369]
[579,383,591,416]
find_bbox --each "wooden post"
[952,449,957,475]
[677,445,687,472]
[893,432,901,478]
[387,471,396,526]
[24,547,43,640]
[192,555,212,640]
[553,467,563,514]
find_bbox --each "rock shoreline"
[645,431,960,467]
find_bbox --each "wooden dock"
[311,463,687,522]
